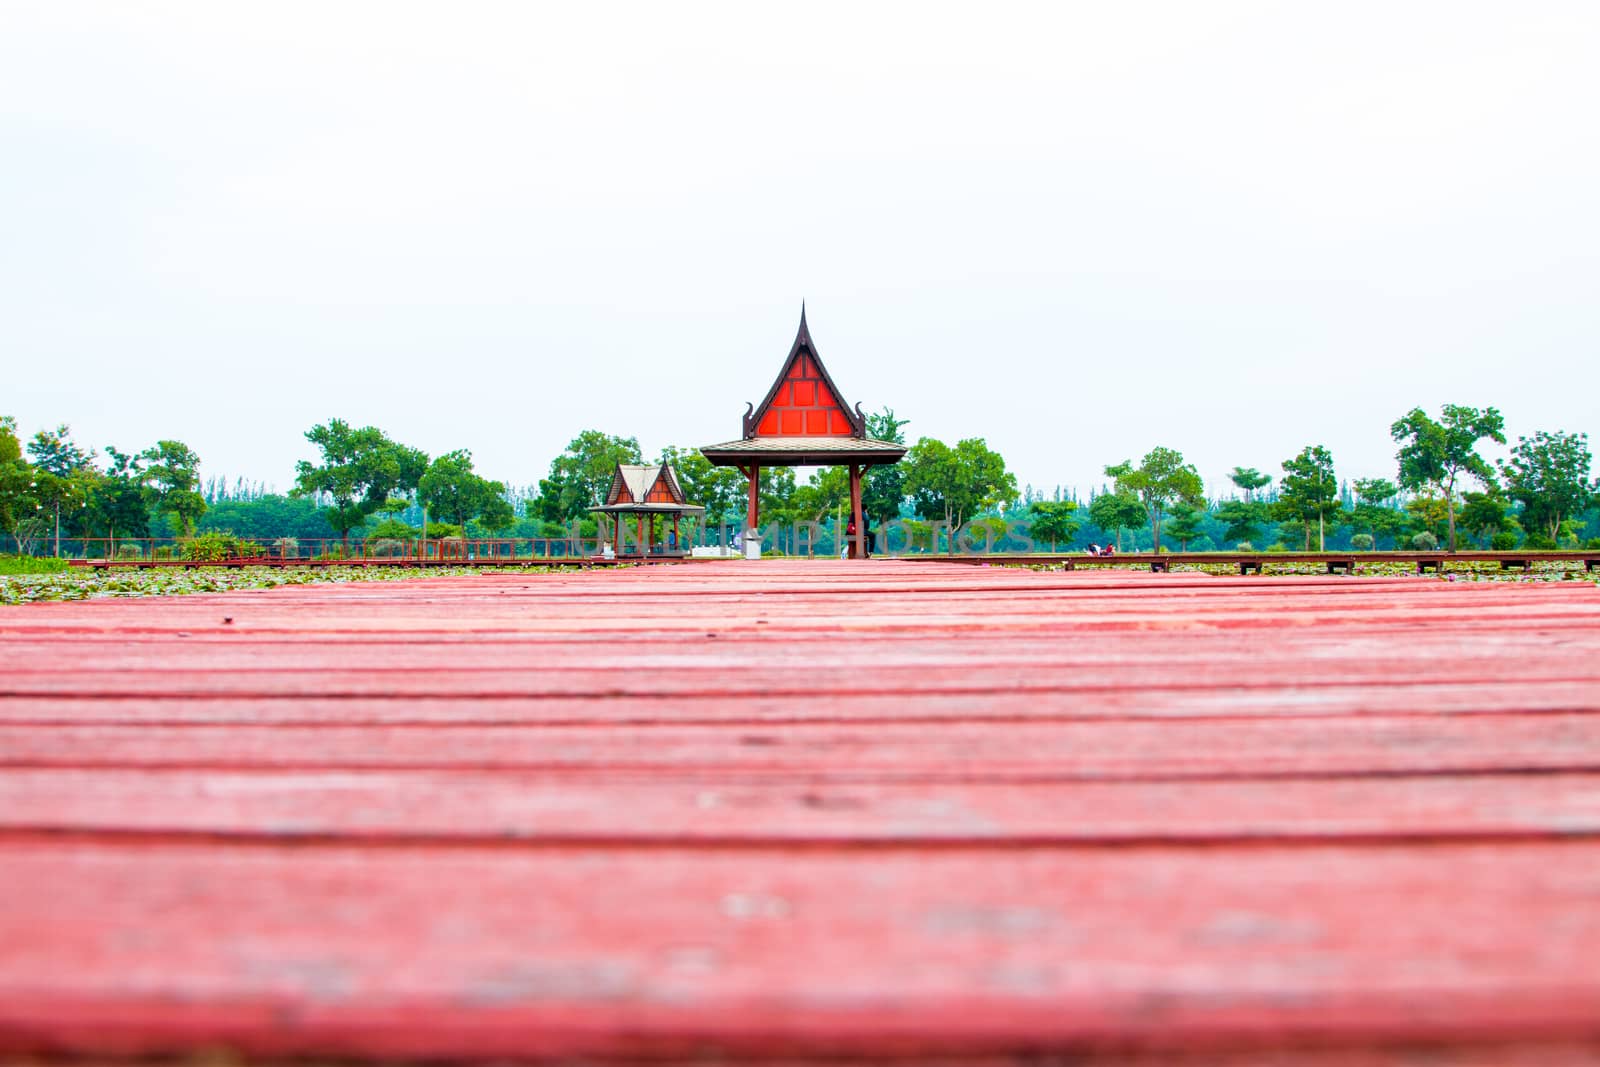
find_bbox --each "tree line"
[1056,406,1597,555]
[3,403,1596,556]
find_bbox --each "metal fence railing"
[1,536,611,562]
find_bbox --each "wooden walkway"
[4,561,1600,1063]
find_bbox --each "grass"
[0,564,564,605]
[0,554,72,575]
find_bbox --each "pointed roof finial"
[797,301,810,345]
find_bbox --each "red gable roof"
[644,465,683,504]
[743,306,864,439]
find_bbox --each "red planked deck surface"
[4,560,1600,1064]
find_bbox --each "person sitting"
[1101,543,1116,556]
[1087,543,1102,556]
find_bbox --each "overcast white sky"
[4,2,1597,500]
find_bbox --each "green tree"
[27,425,96,556]
[1228,466,1271,503]
[26,424,92,478]
[476,488,516,535]
[1163,502,1206,552]
[90,447,152,547]
[1458,491,1515,548]
[1390,404,1506,550]
[1105,447,1204,552]
[198,494,335,540]
[861,408,910,524]
[789,466,848,525]
[420,450,498,529]
[757,466,799,528]
[1500,431,1596,543]
[1348,477,1403,549]
[534,431,643,523]
[292,420,426,549]
[1027,500,1080,551]
[1214,500,1266,547]
[1087,491,1145,552]
[0,417,44,550]
[140,440,205,537]
[1276,445,1339,550]
[904,436,1017,531]
[661,445,746,536]
[0,418,20,468]
[1404,494,1450,542]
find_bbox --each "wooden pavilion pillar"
[612,515,621,557]
[746,465,760,543]
[637,513,648,556]
[849,464,865,560]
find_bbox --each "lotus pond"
[0,564,565,605]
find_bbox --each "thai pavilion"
[699,307,906,558]
[589,463,704,558]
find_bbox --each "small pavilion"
[700,307,906,559]
[589,463,704,558]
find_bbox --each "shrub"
[1524,533,1557,550]
[1410,532,1439,551]
[273,537,300,559]
[1235,542,1254,553]
[1587,537,1600,550]
[116,544,143,559]
[368,538,408,558]
[1266,543,1288,553]
[183,532,257,562]
[367,518,420,540]
[1350,534,1375,551]
[1490,532,1519,551]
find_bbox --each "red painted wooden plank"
[4,561,1599,1061]
[5,768,1600,844]
[6,679,1597,726]
[5,713,1600,779]
[5,584,1592,627]
[3,570,1592,634]
[3,840,1600,1058]
[6,658,1595,699]
[47,1045,1600,1065]
[7,628,1600,673]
